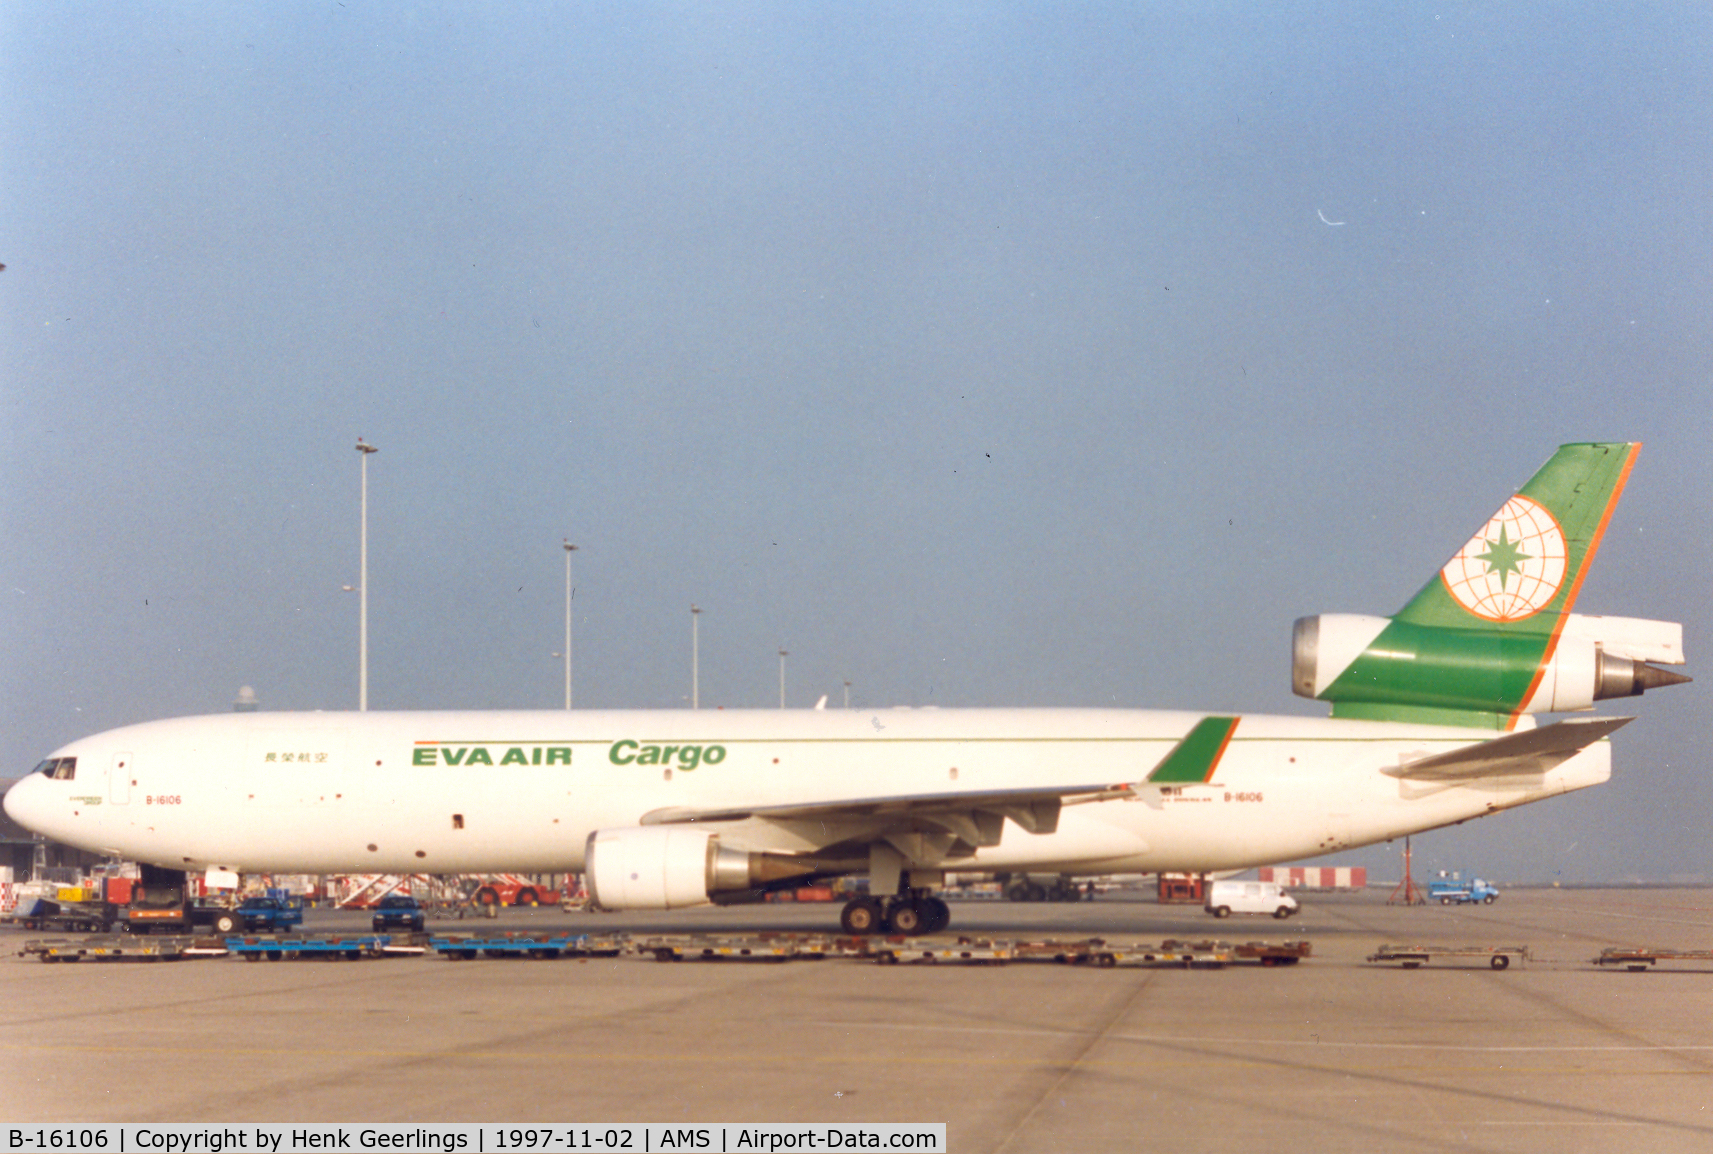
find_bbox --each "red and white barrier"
[1259,866,1366,889]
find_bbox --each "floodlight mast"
[355,438,379,712]
[691,604,702,709]
[563,541,577,709]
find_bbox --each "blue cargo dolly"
[226,933,392,960]
[428,931,626,959]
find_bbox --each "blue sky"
[3,3,1708,881]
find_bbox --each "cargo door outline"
[110,751,133,804]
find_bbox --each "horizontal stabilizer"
[1387,716,1632,781]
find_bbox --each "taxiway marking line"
[794,1019,1713,1054]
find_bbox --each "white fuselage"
[3,707,1611,881]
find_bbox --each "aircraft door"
[110,751,134,804]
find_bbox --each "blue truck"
[1428,876,1499,905]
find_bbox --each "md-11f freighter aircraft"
[4,443,1690,935]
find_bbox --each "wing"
[1387,716,1632,782]
[635,717,1242,860]
[640,781,1137,848]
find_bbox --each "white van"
[1205,880,1299,919]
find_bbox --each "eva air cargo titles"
[408,741,726,767]
[4,444,1689,935]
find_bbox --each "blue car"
[371,894,426,932]
[234,896,304,932]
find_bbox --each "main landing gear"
[839,891,950,936]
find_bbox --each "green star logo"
[1476,524,1531,589]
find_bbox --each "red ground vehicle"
[471,879,560,907]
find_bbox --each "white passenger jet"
[4,443,1689,935]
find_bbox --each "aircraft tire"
[840,899,884,935]
[885,900,925,936]
[923,897,951,934]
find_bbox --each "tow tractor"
[470,878,562,907]
[125,867,198,934]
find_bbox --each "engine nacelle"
[1293,613,1690,717]
[584,826,819,910]
[584,827,738,910]
[1530,641,1693,712]
[1291,614,1391,700]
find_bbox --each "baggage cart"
[1366,943,1528,970]
[1593,946,1713,972]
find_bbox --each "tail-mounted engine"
[1293,613,1690,720]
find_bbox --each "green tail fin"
[1394,442,1640,633]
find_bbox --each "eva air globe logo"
[1440,496,1568,622]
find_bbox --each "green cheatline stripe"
[414,739,576,744]
[410,733,1487,750]
[1145,716,1240,783]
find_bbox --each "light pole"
[778,648,788,709]
[355,437,378,711]
[691,605,702,710]
[562,541,577,709]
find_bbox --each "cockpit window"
[33,757,76,780]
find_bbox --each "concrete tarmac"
[3,887,1711,1153]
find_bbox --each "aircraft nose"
[3,773,47,833]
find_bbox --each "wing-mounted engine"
[583,826,819,911]
[1293,613,1690,724]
